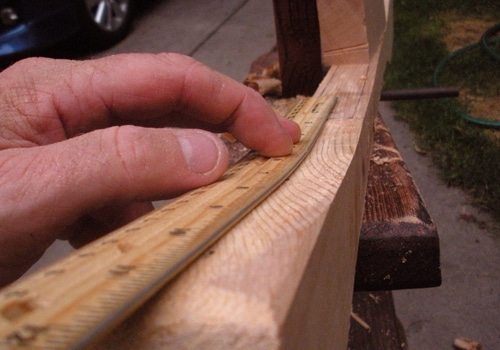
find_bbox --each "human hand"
[0,53,300,286]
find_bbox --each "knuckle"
[111,126,150,172]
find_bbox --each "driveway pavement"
[26,0,499,348]
[380,103,499,349]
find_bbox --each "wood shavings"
[244,61,282,96]
[413,144,427,155]
[244,76,282,96]
[458,206,479,223]
[218,133,250,166]
[458,212,479,223]
[350,311,371,331]
[368,293,381,304]
[218,95,301,167]
[372,142,402,155]
[453,337,481,350]
[372,155,402,165]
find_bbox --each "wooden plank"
[317,0,387,65]
[354,115,441,291]
[244,51,441,292]
[93,4,393,349]
[272,0,324,97]
[348,291,407,350]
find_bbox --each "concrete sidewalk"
[380,103,499,349]
[29,0,499,348]
[96,0,278,83]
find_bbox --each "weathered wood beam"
[272,0,324,97]
[348,291,407,349]
[355,115,441,291]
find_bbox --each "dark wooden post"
[272,0,324,97]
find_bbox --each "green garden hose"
[433,23,500,128]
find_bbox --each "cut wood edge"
[95,5,392,350]
[317,0,388,65]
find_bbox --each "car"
[0,0,135,60]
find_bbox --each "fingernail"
[177,131,225,174]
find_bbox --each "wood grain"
[272,0,324,96]
[0,2,401,348]
[317,0,387,65]
[243,45,441,292]
[355,115,441,291]
[95,8,393,348]
[348,291,407,349]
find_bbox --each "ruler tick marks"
[5,324,48,346]
[109,265,136,276]
[4,290,29,298]
[142,217,158,222]
[1,298,36,321]
[44,269,66,277]
[117,242,135,253]
[190,190,206,196]
[77,252,96,259]
[0,95,337,349]
[170,228,190,236]
[160,207,176,212]
[101,239,119,245]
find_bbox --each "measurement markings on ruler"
[0,95,337,349]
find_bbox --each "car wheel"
[80,0,135,48]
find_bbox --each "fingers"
[0,126,228,284]
[0,53,303,285]
[278,117,302,144]
[46,126,228,216]
[1,53,300,156]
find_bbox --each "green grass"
[383,0,500,220]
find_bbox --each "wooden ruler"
[0,95,337,349]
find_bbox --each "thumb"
[0,126,228,284]
[59,126,229,206]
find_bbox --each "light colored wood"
[0,97,335,349]
[317,0,387,65]
[94,4,393,348]
[386,0,394,61]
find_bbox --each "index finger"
[4,53,300,156]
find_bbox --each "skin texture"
[0,53,301,286]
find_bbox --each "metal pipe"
[380,86,459,101]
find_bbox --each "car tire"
[79,0,135,49]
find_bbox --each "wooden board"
[272,0,324,97]
[244,51,441,292]
[355,115,441,291]
[317,0,387,65]
[93,8,393,348]
[348,291,407,349]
